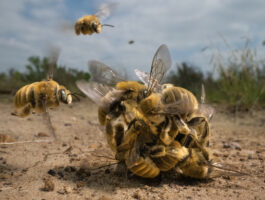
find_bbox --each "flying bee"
[14,80,72,117]
[13,47,77,139]
[74,3,116,35]
[14,48,73,118]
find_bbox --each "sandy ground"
[0,95,264,200]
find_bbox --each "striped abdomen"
[14,80,60,117]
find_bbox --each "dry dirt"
[0,96,264,200]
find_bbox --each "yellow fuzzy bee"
[14,48,72,118]
[74,3,116,35]
[14,80,72,117]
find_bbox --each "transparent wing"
[153,99,194,117]
[76,80,115,104]
[95,3,118,20]
[88,60,125,86]
[135,69,164,93]
[209,162,248,177]
[196,104,215,121]
[134,69,149,87]
[147,44,172,94]
[46,46,60,80]
[197,84,215,120]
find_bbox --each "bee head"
[91,21,102,33]
[58,86,72,104]
[116,81,147,101]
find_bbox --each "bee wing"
[196,104,215,121]
[150,100,185,116]
[197,84,215,121]
[134,69,149,87]
[134,69,163,93]
[209,162,248,177]
[59,20,75,34]
[147,44,172,94]
[95,3,118,20]
[88,60,125,86]
[76,80,115,104]
[46,46,60,80]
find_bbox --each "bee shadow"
[48,164,213,191]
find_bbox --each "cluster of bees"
[76,44,239,179]
[12,4,244,179]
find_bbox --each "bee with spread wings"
[74,3,116,35]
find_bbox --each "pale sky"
[0,0,264,78]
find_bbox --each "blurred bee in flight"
[74,3,116,35]
[14,47,72,118]
[13,47,74,138]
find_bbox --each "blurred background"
[0,0,265,110]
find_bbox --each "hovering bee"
[14,49,72,118]
[75,3,116,35]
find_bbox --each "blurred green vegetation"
[166,45,265,110]
[1,42,265,111]
[0,56,90,94]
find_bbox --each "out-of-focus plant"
[212,42,265,110]
[0,56,90,94]
[166,62,204,96]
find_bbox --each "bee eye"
[59,89,67,103]
[91,21,97,29]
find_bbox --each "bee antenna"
[102,24,115,28]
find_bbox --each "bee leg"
[17,103,32,117]
[153,141,189,172]
[105,115,118,152]
[117,119,141,152]
[159,118,174,145]
[177,148,210,179]
[199,120,210,147]
[122,113,130,125]
[172,117,190,134]
[187,117,210,147]
[125,140,160,178]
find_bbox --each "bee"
[74,3,116,35]
[14,80,72,117]
[136,83,243,179]
[14,48,72,118]
[13,47,75,139]
[76,60,146,153]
